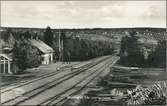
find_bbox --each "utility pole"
[59,29,61,62]
[61,33,64,62]
[59,30,64,62]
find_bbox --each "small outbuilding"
[29,39,54,64]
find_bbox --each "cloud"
[1,1,166,28]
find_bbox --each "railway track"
[1,56,103,91]
[15,56,118,105]
[1,56,112,105]
[42,56,119,105]
[1,62,80,88]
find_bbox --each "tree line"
[63,37,114,61]
[45,27,115,61]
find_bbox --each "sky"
[1,1,166,28]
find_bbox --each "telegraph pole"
[59,30,64,62]
[61,33,64,62]
[59,29,61,62]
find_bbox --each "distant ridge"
[0,26,166,30]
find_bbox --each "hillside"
[0,27,166,41]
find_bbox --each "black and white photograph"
[0,0,166,106]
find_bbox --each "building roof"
[0,54,12,61]
[29,39,54,54]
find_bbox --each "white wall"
[41,53,53,64]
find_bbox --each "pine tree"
[120,31,145,66]
[44,26,53,46]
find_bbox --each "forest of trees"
[45,27,115,61]
[119,31,166,68]
[63,37,114,61]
